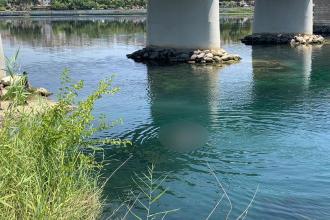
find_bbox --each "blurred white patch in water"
[159,121,208,153]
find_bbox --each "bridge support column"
[147,0,220,49]
[253,0,313,34]
[242,0,324,45]
[127,0,241,65]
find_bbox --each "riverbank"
[0,7,254,17]
[0,9,147,17]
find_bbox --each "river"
[0,16,329,219]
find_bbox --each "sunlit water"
[1,16,330,219]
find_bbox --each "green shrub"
[0,0,7,7]
[70,0,97,10]
[50,0,147,10]
[0,70,120,219]
[51,1,68,10]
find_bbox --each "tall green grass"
[0,70,119,219]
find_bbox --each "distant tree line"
[0,0,254,11]
[51,0,147,10]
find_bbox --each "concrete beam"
[253,0,313,34]
[147,0,220,49]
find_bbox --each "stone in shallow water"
[213,56,222,63]
[205,53,213,58]
[196,52,205,59]
[190,54,198,60]
[35,88,53,97]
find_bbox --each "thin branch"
[122,193,141,220]
[236,185,259,220]
[207,163,233,220]
[205,193,225,220]
[147,208,181,218]
[101,155,133,188]
[152,174,168,193]
[106,201,129,220]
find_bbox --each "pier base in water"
[241,34,325,46]
[127,47,241,65]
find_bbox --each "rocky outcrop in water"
[241,33,325,45]
[127,47,241,65]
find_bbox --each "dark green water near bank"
[1,16,330,219]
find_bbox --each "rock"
[220,49,227,54]
[187,60,196,64]
[0,87,7,96]
[212,50,224,57]
[204,57,214,63]
[177,53,190,61]
[221,55,231,61]
[0,75,24,87]
[213,56,222,63]
[197,52,205,59]
[149,52,159,60]
[317,36,325,43]
[190,54,198,60]
[35,88,52,97]
[169,57,179,63]
[232,54,241,61]
[223,60,237,65]
[205,53,213,58]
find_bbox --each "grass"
[0,69,120,219]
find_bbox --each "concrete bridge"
[147,0,315,50]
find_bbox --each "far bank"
[0,7,254,17]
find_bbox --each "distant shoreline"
[0,9,147,17]
[0,8,254,17]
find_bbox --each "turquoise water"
[1,17,330,219]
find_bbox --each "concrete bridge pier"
[147,0,220,50]
[127,0,241,65]
[242,0,324,45]
[253,0,313,35]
